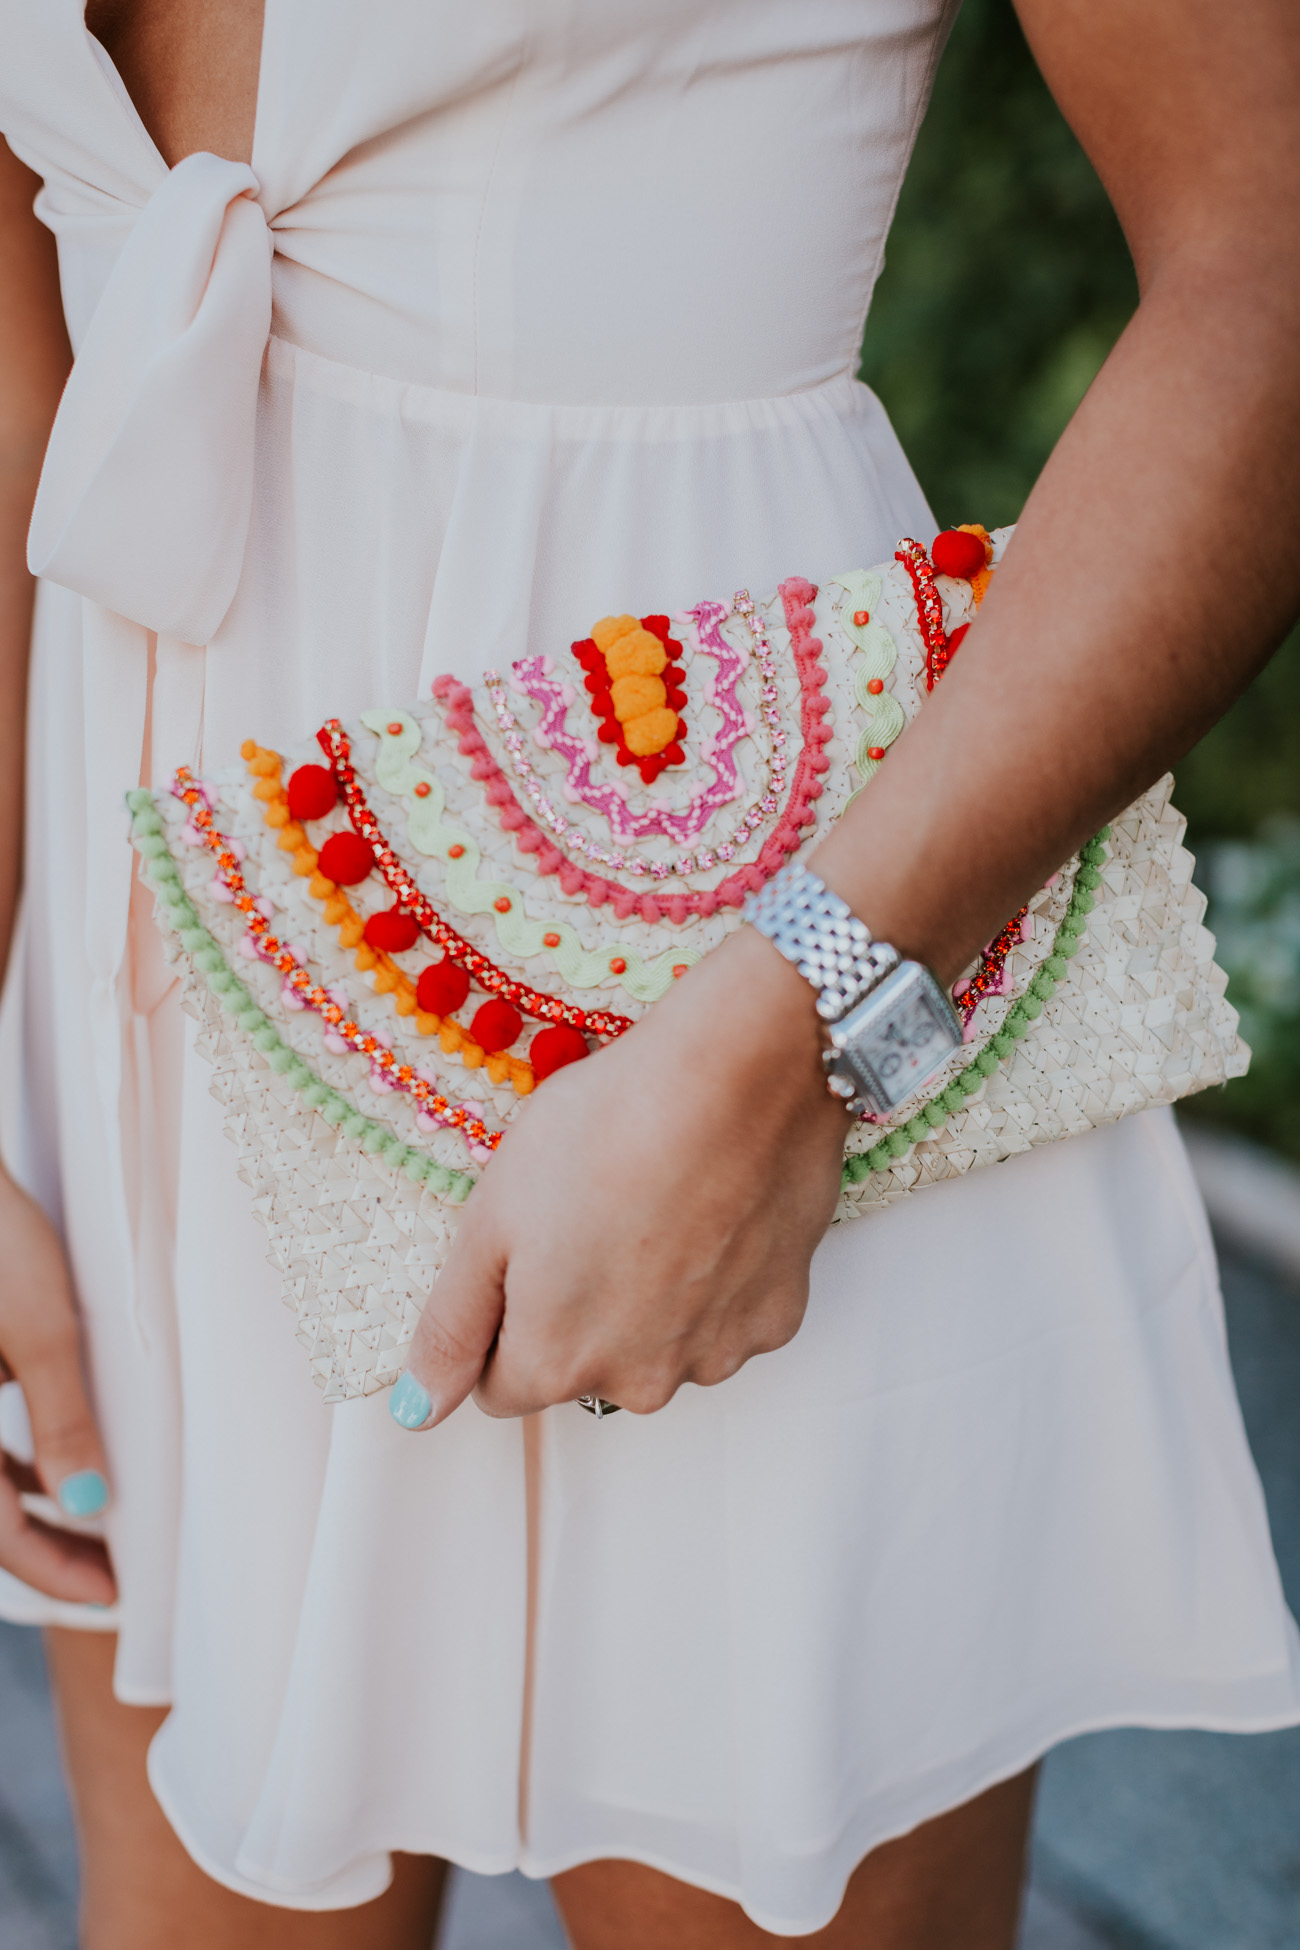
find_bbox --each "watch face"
[837,965,963,1111]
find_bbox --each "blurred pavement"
[2,1137,1298,1948]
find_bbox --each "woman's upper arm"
[1013,0,1300,281]
[0,138,71,481]
[0,138,71,977]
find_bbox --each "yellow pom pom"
[590,614,640,652]
[604,628,667,679]
[623,706,679,756]
[610,673,667,721]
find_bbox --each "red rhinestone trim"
[314,722,634,1040]
[171,770,503,1154]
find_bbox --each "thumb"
[389,1217,506,1432]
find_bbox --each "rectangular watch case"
[821,962,964,1116]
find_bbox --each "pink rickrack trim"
[430,577,832,923]
[506,603,757,847]
[483,598,787,876]
[169,769,503,1158]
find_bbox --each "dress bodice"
[4,0,956,399]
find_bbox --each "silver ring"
[576,1396,621,1418]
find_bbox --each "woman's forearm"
[0,140,71,984]
[812,0,1300,985]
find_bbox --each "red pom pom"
[470,999,522,1053]
[529,1025,590,1080]
[316,832,375,885]
[640,615,671,640]
[931,530,987,580]
[946,622,970,657]
[416,957,470,1016]
[286,764,338,822]
[364,907,419,953]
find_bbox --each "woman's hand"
[396,926,848,1424]
[0,1169,116,1602]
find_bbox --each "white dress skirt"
[1,0,1297,1933]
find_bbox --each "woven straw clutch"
[129,525,1247,1400]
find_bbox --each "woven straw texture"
[131,527,1248,1397]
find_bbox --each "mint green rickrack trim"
[360,710,696,1003]
[841,829,1112,1190]
[124,790,476,1202]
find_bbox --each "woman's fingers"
[0,1470,116,1605]
[0,1173,113,1546]
[16,1312,113,1522]
[390,1212,508,1431]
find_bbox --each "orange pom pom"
[622,706,678,757]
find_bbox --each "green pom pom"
[1069,889,1095,916]
[340,1110,369,1140]
[976,1047,999,1076]
[1030,971,1057,1001]
[941,1084,966,1114]
[134,833,167,858]
[219,988,245,1016]
[957,1067,983,1094]
[1056,934,1081,959]
[1077,864,1102,890]
[360,1124,389,1155]
[867,1142,894,1172]
[990,1031,1015,1058]
[447,1170,476,1203]
[252,1024,279,1052]
[207,968,236,994]
[924,1100,948,1128]
[1045,955,1068,980]
[1057,915,1084,938]
[125,788,156,815]
[905,1115,929,1144]
[887,1128,912,1158]
[179,926,210,952]
[379,1135,407,1167]
[1006,1011,1030,1040]
[194,946,224,974]
[235,1007,266,1032]
[301,1081,331,1109]
[403,1153,431,1184]
[1020,994,1044,1020]
[267,1044,296,1074]
[286,1060,313,1090]
[319,1095,348,1126]
[145,857,180,885]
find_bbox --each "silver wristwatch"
[743,863,962,1117]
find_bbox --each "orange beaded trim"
[176,768,503,1154]
[242,743,536,1096]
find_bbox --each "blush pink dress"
[0,0,1296,1932]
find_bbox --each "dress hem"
[147,1657,1300,1934]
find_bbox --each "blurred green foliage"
[861,0,1300,1156]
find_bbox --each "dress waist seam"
[262,335,877,442]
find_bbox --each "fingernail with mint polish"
[389,1373,434,1430]
[57,1470,109,1518]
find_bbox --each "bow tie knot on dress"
[28,150,274,647]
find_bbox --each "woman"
[1,2,1298,1945]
